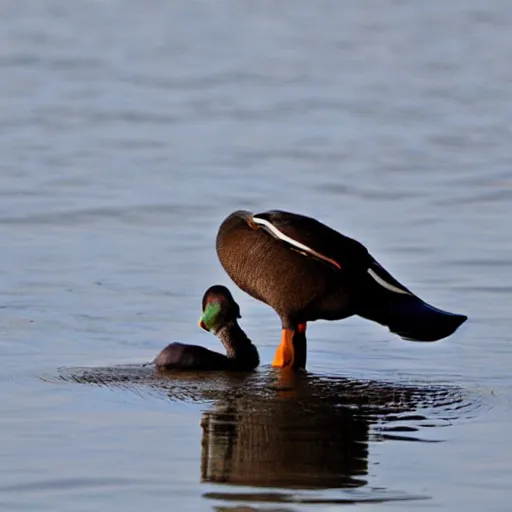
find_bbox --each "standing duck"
[216,210,467,370]
[154,285,259,371]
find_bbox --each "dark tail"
[356,259,467,342]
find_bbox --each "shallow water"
[1,0,511,510]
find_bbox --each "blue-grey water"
[1,1,511,510]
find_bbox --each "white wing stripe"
[367,268,411,295]
[251,216,341,270]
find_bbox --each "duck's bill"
[198,319,208,331]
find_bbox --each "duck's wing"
[252,210,413,295]
[252,210,370,273]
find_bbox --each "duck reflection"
[201,400,368,489]
[198,370,437,490]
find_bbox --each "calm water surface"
[1,1,511,511]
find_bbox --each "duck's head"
[199,285,241,335]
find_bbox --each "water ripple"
[50,364,488,435]
[48,364,486,494]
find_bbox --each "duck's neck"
[216,321,259,369]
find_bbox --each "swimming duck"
[154,285,259,371]
[216,210,467,370]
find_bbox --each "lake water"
[1,1,511,510]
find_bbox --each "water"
[1,0,511,510]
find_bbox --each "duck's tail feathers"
[357,259,467,342]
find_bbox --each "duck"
[154,285,259,371]
[216,209,467,370]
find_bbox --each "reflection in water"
[53,365,478,503]
[201,388,368,489]
[198,370,451,496]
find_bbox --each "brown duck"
[216,210,467,370]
